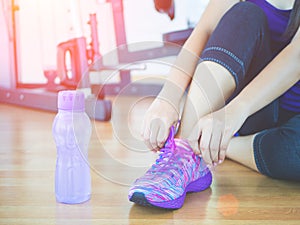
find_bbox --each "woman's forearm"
[157,22,211,106]
[157,33,209,105]
[227,37,300,118]
[158,0,240,106]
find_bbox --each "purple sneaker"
[128,126,212,209]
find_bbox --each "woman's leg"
[252,113,300,181]
[227,113,300,181]
[178,61,236,138]
[225,100,280,172]
[226,134,259,171]
[178,1,273,139]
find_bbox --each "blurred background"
[0,0,208,85]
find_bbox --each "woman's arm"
[188,27,300,166]
[141,0,240,151]
[158,0,240,106]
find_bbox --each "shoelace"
[150,143,189,177]
[152,147,174,170]
[148,126,192,176]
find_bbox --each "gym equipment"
[154,0,175,20]
[0,0,193,120]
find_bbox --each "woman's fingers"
[189,113,233,167]
[157,124,168,148]
[188,122,202,155]
[209,129,222,164]
[149,120,161,151]
[140,98,180,151]
[199,123,213,166]
[142,119,170,151]
[219,129,232,163]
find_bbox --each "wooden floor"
[0,96,299,225]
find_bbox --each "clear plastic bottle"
[52,90,92,204]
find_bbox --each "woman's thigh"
[200,1,273,94]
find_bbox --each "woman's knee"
[217,1,269,42]
[200,2,270,94]
[227,1,267,25]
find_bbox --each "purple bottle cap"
[57,90,85,111]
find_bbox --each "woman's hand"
[187,104,248,166]
[141,97,180,152]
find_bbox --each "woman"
[128,0,300,209]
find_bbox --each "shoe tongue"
[164,126,176,149]
[174,138,194,154]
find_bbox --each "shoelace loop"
[151,146,188,174]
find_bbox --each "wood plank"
[0,97,299,224]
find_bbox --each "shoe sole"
[129,171,212,209]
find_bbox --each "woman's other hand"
[188,105,248,166]
[141,97,180,152]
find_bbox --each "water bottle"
[52,90,92,204]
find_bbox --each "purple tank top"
[247,0,300,113]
